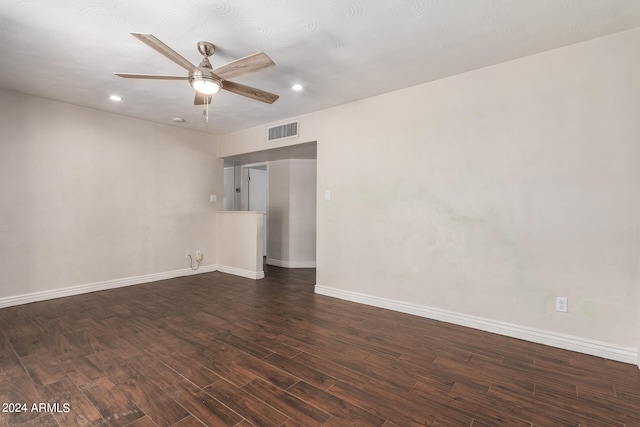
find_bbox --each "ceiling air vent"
[268,121,299,141]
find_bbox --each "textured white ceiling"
[1,0,639,135]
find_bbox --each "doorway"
[221,141,317,273]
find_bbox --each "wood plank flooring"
[1,266,638,426]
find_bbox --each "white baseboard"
[0,265,218,309]
[217,265,265,280]
[314,285,638,365]
[0,263,270,309]
[267,258,316,268]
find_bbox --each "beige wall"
[267,160,291,263]
[289,159,317,265]
[216,212,264,279]
[219,28,640,360]
[267,159,317,267]
[0,89,221,300]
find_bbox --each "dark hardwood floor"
[1,265,639,426]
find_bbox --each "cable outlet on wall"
[185,250,190,259]
[556,297,568,313]
[195,250,203,262]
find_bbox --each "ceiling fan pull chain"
[203,95,209,123]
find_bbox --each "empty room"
[1,1,639,426]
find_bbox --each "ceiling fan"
[115,33,279,106]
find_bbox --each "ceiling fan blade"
[194,92,213,105]
[222,80,279,104]
[114,73,188,80]
[213,52,275,80]
[131,33,198,72]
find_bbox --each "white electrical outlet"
[196,250,203,262]
[185,250,191,259]
[556,297,568,313]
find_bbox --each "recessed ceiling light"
[292,84,303,91]
[109,95,122,101]
[172,117,186,123]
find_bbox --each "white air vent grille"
[268,121,298,141]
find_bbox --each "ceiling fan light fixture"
[191,78,221,94]
[189,70,222,95]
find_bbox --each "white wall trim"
[314,285,638,365]
[0,263,271,309]
[0,265,218,309]
[217,265,265,280]
[267,258,316,268]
